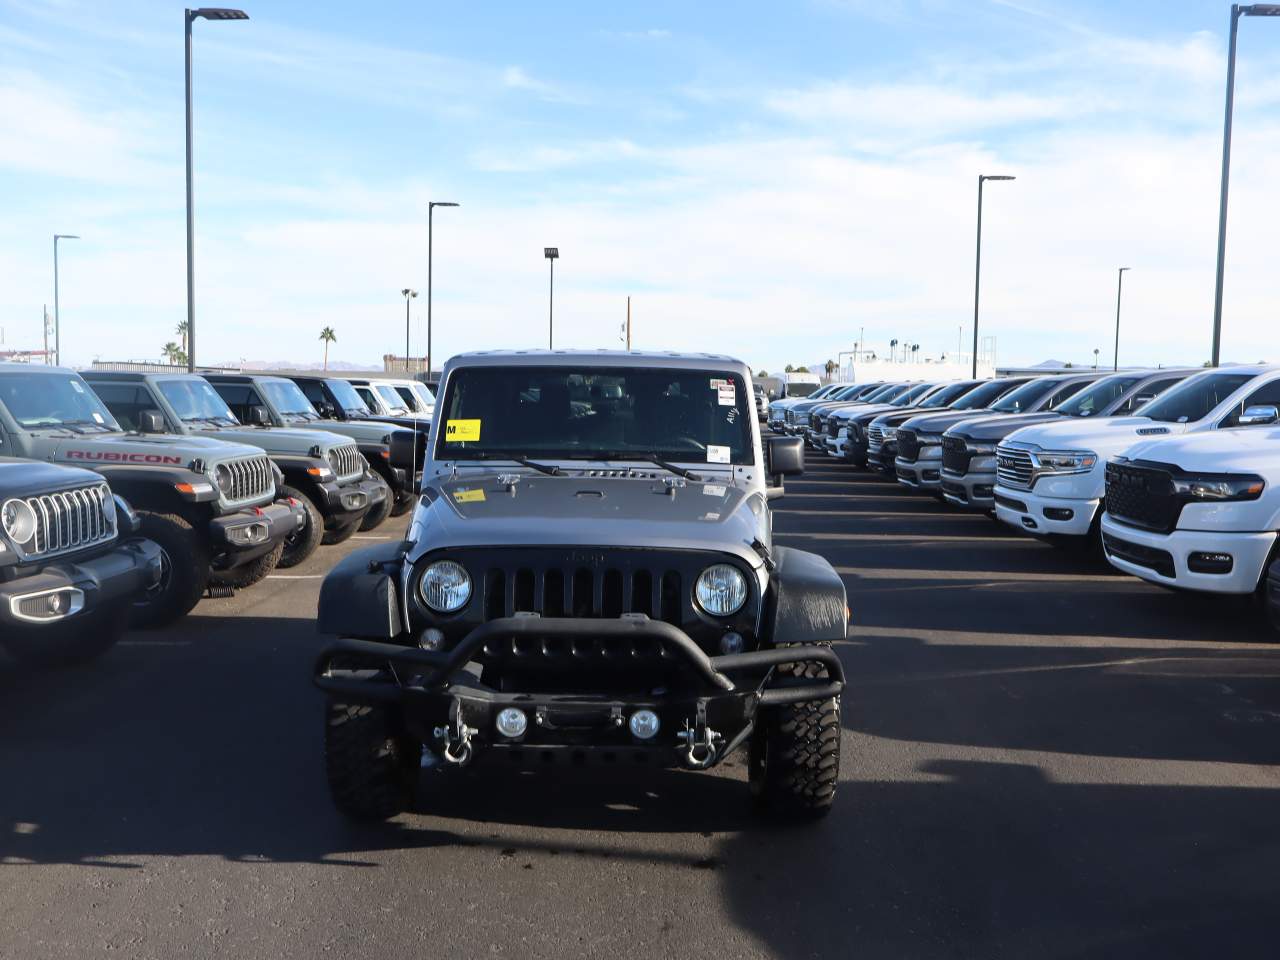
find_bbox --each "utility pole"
[625,296,631,351]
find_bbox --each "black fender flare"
[762,545,848,645]
[86,465,213,525]
[317,540,408,639]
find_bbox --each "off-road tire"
[322,518,362,546]
[1264,556,1280,634]
[1,600,130,667]
[277,486,323,569]
[389,490,416,517]
[358,482,394,531]
[130,512,210,628]
[749,643,841,821]
[325,697,417,821]
[211,541,284,589]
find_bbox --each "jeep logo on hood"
[66,450,184,465]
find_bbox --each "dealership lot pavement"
[3,454,1279,959]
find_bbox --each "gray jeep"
[84,371,385,567]
[314,351,848,822]
[0,457,162,664]
[0,364,304,627]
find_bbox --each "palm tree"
[824,359,837,380]
[319,327,337,370]
[162,341,182,365]
[175,320,189,355]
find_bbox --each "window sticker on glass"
[71,380,85,393]
[453,488,486,503]
[91,412,104,423]
[444,419,481,442]
[706,444,731,464]
[711,378,736,406]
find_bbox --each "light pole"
[544,247,559,349]
[1093,348,1100,370]
[1113,266,1130,371]
[53,233,79,366]
[427,201,459,381]
[401,288,418,369]
[185,7,249,373]
[972,173,1016,378]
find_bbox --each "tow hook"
[434,706,477,766]
[678,701,722,770]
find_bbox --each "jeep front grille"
[15,483,115,560]
[328,443,363,482]
[995,446,1035,489]
[222,454,274,504]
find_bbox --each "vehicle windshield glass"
[1056,375,1142,418]
[436,365,755,465]
[325,378,370,415]
[1140,372,1254,424]
[0,371,120,431]
[158,379,240,424]
[260,379,320,420]
[953,379,1020,410]
[864,383,903,403]
[411,383,436,408]
[393,385,422,411]
[891,383,936,406]
[786,381,821,398]
[989,378,1061,413]
[925,381,976,406]
[828,385,862,401]
[374,384,409,413]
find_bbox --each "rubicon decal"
[65,450,184,465]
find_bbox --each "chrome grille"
[221,454,274,505]
[868,425,885,446]
[328,443,364,482]
[995,445,1035,489]
[17,483,115,560]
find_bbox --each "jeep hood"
[409,473,767,568]
[1123,425,1280,472]
[1003,416,1187,454]
[46,432,265,465]
[0,457,102,493]
[301,420,401,446]
[189,425,352,455]
[947,411,1065,441]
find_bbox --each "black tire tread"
[211,541,283,589]
[131,511,210,628]
[324,699,416,821]
[358,482,393,531]
[277,486,323,569]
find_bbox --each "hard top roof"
[442,349,751,376]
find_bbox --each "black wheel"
[1265,556,1280,634]
[749,643,842,821]
[358,483,393,531]
[322,518,362,546]
[389,490,415,517]
[1,600,130,667]
[325,697,418,821]
[277,485,323,569]
[210,541,283,589]
[130,512,210,628]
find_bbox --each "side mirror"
[138,409,166,434]
[767,435,805,478]
[1239,405,1279,427]
[317,401,336,418]
[249,405,272,426]
[1131,393,1156,408]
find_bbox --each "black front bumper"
[210,499,307,568]
[314,476,385,525]
[0,539,163,627]
[314,615,845,768]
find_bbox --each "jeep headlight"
[418,560,472,613]
[326,450,342,474]
[1035,450,1097,476]
[694,564,747,617]
[213,463,234,494]
[1,498,37,547]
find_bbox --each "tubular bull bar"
[313,615,845,768]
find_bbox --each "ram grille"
[1104,462,1180,533]
[995,446,1035,489]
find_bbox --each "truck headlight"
[694,564,747,616]
[1035,450,1097,475]
[213,463,234,494]
[1172,473,1265,501]
[1,498,36,547]
[418,560,472,613]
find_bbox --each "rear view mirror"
[138,410,166,434]
[249,405,272,426]
[1239,405,1279,427]
[767,435,805,478]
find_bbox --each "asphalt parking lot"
[3,451,1279,960]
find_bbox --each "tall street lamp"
[401,288,418,369]
[53,233,79,366]
[1212,4,1280,367]
[185,7,249,373]
[544,247,559,349]
[1113,267,1130,371]
[972,174,1016,378]
[427,201,459,382]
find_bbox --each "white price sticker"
[706,445,731,464]
[703,484,727,497]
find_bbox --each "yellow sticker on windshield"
[444,419,481,442]
[453,488,486,504]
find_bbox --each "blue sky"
[1,0,1278,371]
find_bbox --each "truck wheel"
[358,483,393,531]
[211,542,283,590]
[277,485,323,569]
[322,518,361,546]
[325,697,418,821]
[749,644,842,821]
[130,512,210,629]
[1265,556,1280,634]
[389,490,415,518]
[1,601,129,668]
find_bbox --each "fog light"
[1188,552,1234,575]
[495,708,528,739]
[719,632,744,654]
[629,710,660,740]
[419,627,446,651]
[1044,507,1074,522]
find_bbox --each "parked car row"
[0,363,433,667]
[774,366,1280,633]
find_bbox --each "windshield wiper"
[584,452,703,482]
[464,452,564,476]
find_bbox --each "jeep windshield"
[324,378,372,417]
[374,383,410,415]
[436,365,755,465]
[1139,372,1253,424]
[157,379,240,426]
[0,371,120,432]
[260,379,323,423]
